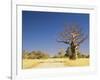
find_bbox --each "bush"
[78,53,89,58]
[22,50,50,59]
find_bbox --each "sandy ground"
[22,58,89,69]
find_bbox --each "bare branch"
[58,23,87,46]
[78,35,88,45]
[57,40,70,44]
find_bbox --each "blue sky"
[22,11,89,55]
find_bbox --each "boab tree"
[57,23,87,60]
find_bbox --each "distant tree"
[22,50,50,59]
[28,51,50,59]
[57,52,65,58]
[86,54,89,58]
[57,23,87,60]
[22,50,30,59]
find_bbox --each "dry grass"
[22,59,39,69]
[64,58,89,66]
[22,58,89,69]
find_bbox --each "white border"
[12,4,97,80]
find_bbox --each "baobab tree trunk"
[69,47,76,60]
[69,41,77,60]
